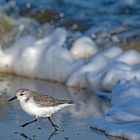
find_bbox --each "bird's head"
[8,88,33,102]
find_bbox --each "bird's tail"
[60,99,75,105]
[67,100,75,104]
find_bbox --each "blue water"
[1,0,140,46]
[4,0,140,28]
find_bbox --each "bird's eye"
[20,93,23,96]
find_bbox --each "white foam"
[0,28,84,81]
[91,78,140,140]
[102,46,123,58]
[70,36,98,60]
[66,47,123,89]
[116,49,140,66]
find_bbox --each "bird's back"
[33,95,75,107]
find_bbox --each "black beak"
[8,96,17,102]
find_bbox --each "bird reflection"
[47,129,59,140]
[20,133,32,140]
[90,126,108,139]
[18,129,60,140]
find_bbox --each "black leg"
[48,117,59,130]
[48,129,58,140]
[21,119,37,127]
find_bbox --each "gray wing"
[33,95,74,107]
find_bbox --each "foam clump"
[91,78,140,140]
[85,48,140,92]
[70,36,98,60]
[101,46,123,58]
[116,49,140,66]
[87,61,131,92]
[66,47,122,88]
[0,28,83,82]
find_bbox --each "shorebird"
[8,88,74,130]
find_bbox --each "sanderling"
[8,88,75,130]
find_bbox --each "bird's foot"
[53,125,64,132]
[53,124,59,129]
[20,123,29,127]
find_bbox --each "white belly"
[19,101,71,118]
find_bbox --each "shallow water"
[0,75,112,140]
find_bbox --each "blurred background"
[0,0,140,50]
